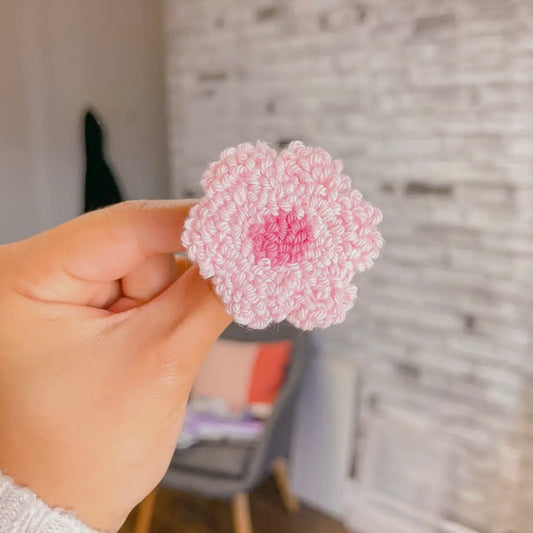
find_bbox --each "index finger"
[14,200,197,298]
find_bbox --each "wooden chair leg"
[273,457,300,512]
[133,488,158,533]
[232,492,253,533]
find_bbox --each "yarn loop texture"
[182,141,383,330]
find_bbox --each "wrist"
[0,468,107,532]
[0,456,123,533]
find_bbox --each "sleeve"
[0,469,101,533]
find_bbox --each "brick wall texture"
[164,1,533,532]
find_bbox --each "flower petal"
[182,141,383,330]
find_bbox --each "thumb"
[130,264,232,364]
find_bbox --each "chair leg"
[232,492,253,533]
[133,488,158,533]
[273,457,300,512]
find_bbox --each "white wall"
[291,351,356,517]
[0,2,40,242]
[0,0,169,244]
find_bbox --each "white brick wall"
[164,1,533,531]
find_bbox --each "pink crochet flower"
[182,141,383,330]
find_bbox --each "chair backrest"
[220,321,304,343]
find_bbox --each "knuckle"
[116,199,152,211]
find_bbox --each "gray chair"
[133,321,315,533]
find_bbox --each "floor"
[120,476,349,533]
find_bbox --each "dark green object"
[83,109,124,213]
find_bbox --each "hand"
[0,200,231,532]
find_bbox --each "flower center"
[249,209,312,266]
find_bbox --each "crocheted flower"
[182,141,383,330]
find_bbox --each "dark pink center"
[249,209,312,266]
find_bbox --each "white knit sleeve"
[0,470,101,533]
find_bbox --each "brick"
[405,181,454,197]
[197,71,227,82]
[256,6,280,22]
[413,13,457,36]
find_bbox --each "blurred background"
[2,1,532,533]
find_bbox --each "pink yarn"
[182,141,383,330]
[249,209,312,266]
